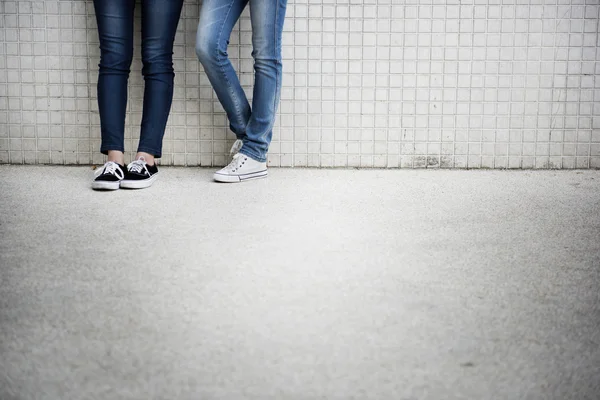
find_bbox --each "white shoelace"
[95,161,124,179]
[224,153,244,172]
[229,139,243,156]
[128,157,150,175]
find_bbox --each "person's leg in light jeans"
[195,0,250,143]
[195,0,288,163]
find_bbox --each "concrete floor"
[0,166,599,400]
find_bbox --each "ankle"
[107,150,124,166]
[135,152,155,166]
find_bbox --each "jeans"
[195,0,288,162]
[93,0,183,158]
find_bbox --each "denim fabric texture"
[93,0,184,158]
[196,0,288,163]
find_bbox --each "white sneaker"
[213,153,267,183]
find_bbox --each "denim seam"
[272,1,279,125]
[274,1,279,62]
[263,1,281,142]
[216,0,244,131]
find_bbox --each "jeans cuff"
[100,145,124,155]
[137,146,162,158]
[238,148,266,163]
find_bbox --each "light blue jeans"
[195,0,287,162]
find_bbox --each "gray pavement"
[0,166,599,400]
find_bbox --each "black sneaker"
[120,157,159,189]
[92,161,125,190]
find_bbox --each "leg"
[240,0,288,162]
[93,0,135,161]
[195,0,251,139]
[137,0,184,160]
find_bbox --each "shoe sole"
[92,180,121,190]
[213,169,268,183]
[120,173,158,189]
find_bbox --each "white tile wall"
[1,0,599,168]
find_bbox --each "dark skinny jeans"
[93,0,183,157]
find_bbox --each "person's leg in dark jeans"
[92,0,183,190]
[136,0,184,161]
[93,0,134,164]
[120,0,183,189]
